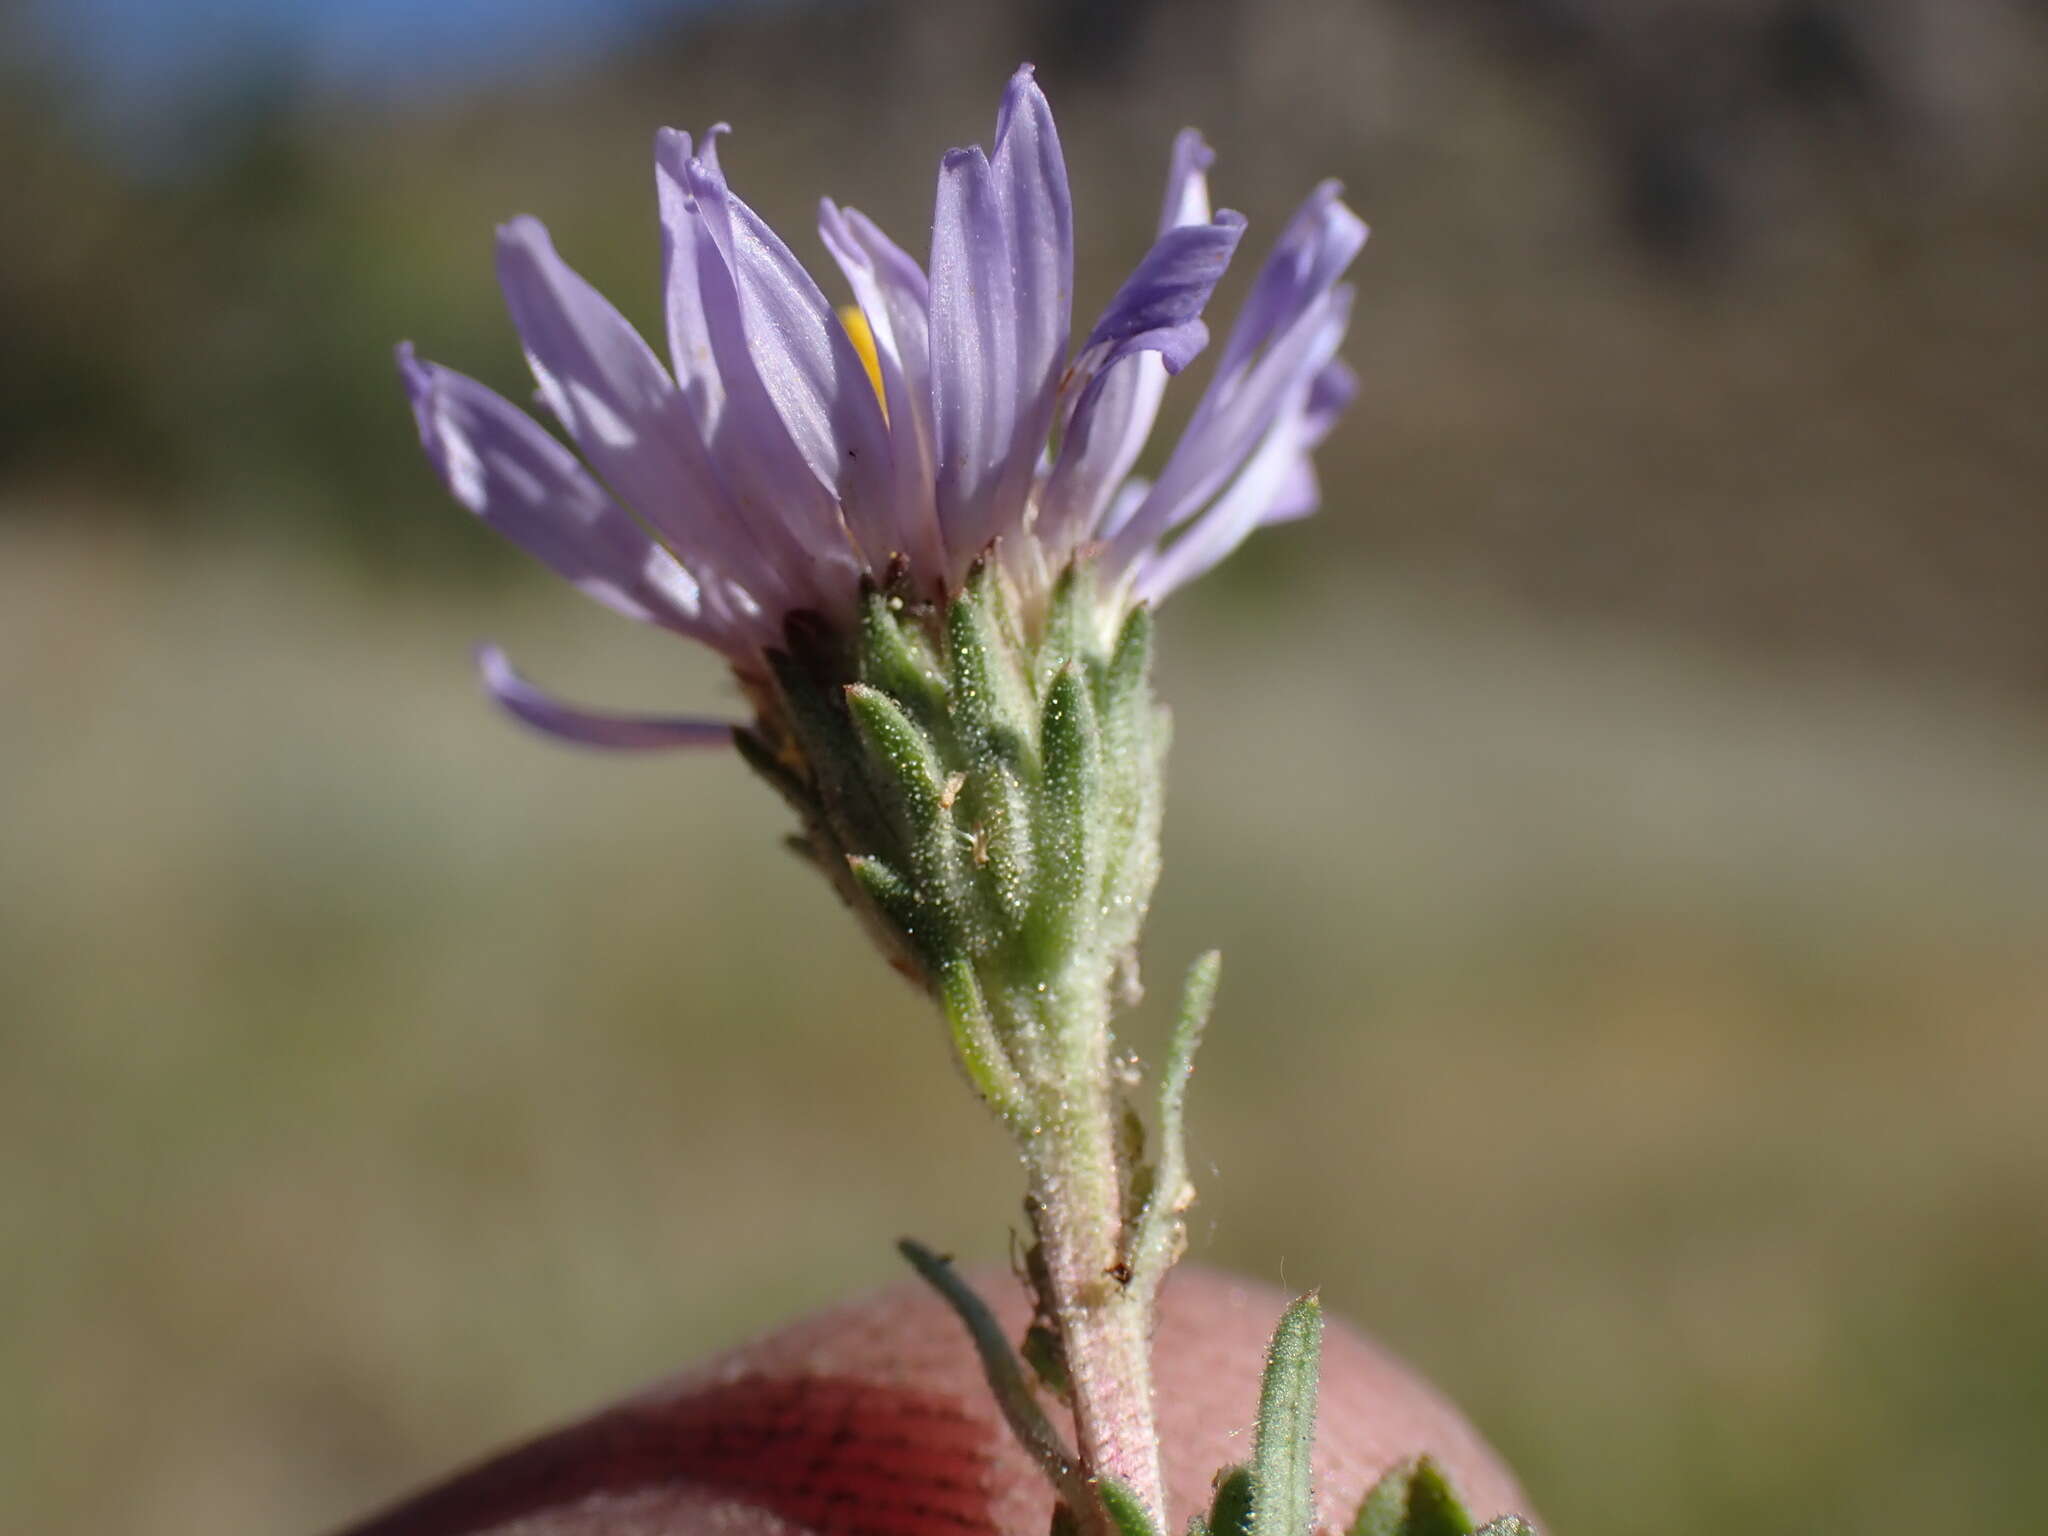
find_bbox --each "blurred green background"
[4,0,2046,1532]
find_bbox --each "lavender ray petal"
[1158,128,1215,234]
[477,646,734,750]
[1130,365,1334,604]
[1101,185,1362,570]
[397,344,740,651]
[1255,459,1321,528]
[679,154,897,571]
[1131,422,1308,602]
[493,215,791,625]
[1036,212,1245,551]
[1040,353,1165,551]
[1105,285,1355,578]
[654,134,860,609]
[654,128,729,441]
[1298,356,1358,451]
[820,198,945,585]
[1210,182,1367,393]
[1038,355,1158,558]
[1098,475,1152,540]
[1075,213,1246,379]
[929,143,1019,576]
[697,121,729,176]
[986,64,1073,548]
[1035,134,1231,554]
[1251,358,1357,529]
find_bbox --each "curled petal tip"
[697,122,731,174]
[678,151,728,201]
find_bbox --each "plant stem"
[1017,979,1167,1533]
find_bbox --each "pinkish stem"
[1024,1061,1166,1532]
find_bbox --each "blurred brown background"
[4,1,2046,1533]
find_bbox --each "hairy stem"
[1015,978,1167,1533]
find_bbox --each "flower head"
[396,84,1376,1504]
[399,65,1362,748]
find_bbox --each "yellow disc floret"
[838,305,888,422]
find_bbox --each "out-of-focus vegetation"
[4,2,2046,1535]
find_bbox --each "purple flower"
[399,66,1364,750]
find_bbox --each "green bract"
[740,555,1166,1133]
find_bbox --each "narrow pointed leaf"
[765,649,892,849]
[1098,1477,1165,1536]
[1020,1320,1070,1399]
[965,759,1036,929]
[898,1240,1086,1510]
[1401,1459,1475,1536]
[1031,664,1103,960]
[945,562,1038,772]
[1104,602,1156,710]
[1037,560,1096,690]
[1208,1465,1255,1536]
[938,959,1030,1128]
[1348,1457,1476,1536]
[1129,951,1221,1289]
[857,587,949,722]
[847,854,925,944]
[846,682,948,836]
[1251,1295,1323,1536]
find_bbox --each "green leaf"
[1097,1476,1164,1536]
[1094,604,1162,946]
[1021,1320,1071,1399]
[1471,1520,1536,1536]
[1251,1295,1324,1536]
[1128,951,1221,1290]
[844,682,948,837]
[857,585,948,723]
[1102,602,1155,714]
[1119,1098,1152,1230]
[1348,1457,1475,1536]
[846,853,925,942]
[946,560,1038,775]
[1031,663,1103,959]
[963,758,1036,931]
[764,647,891,846]
[897,1239,1086,1510]
[1038,560,1098,691]
[1207,1465,1255,1536]
[937,960,1030,1130]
